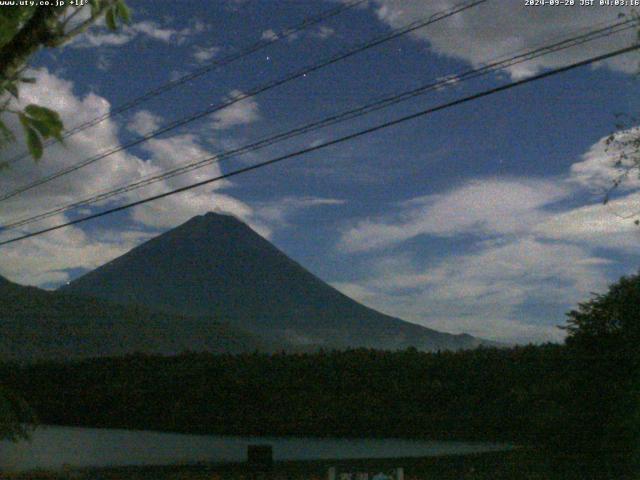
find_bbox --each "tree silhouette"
[563,271,640,475]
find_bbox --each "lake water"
[0,425,511,472]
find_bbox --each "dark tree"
[563,271,640,476]
[565,271,640,344]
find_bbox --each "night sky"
[1,0,639,343]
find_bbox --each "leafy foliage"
[0,1,129,161]
[16,104,63,160]
[566,271,640,343]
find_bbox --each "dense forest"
[0,344,577,441]
[1,272,639,475]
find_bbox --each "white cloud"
[339,177,568,252]
[73,18,205,49]
[0,69,256,285]
[332,277,566,345]
[261,24,335,44]
[569,127,640,192]
[131,189,255,232]
[0,215,150,287]
[261,29,279,41]
[0,68,145,225]
[367,1,636,79]
[335,131,640,343]
[434,73,462,90]
[96,52,112,71]
[255,196,345,227]
[534,192,640,250]
[126,132,255,231]
[333,236,611,344]
[192,45,221,64]
[313,26,335,40]
[77,30,132,48]
[127,110,163,136]
[130,20,176,42]
[0,69,334,286]
[534,128,640,249]
[169,70,187,82]
[0,70,149,284]
[341,129,640,253]
[211,90,261,130]
[186,19,209,35]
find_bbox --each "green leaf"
[24,126,43,160]
[105,7,117,31]
[24,104,60,124]
[19,77,36,84]
[116,0,131,24]
[24,104,63,141]
[29,118,52,139]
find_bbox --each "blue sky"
[1,0,639,343]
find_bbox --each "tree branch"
[0,6,60,80]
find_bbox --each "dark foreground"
[3,449,636,480]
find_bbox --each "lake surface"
[0,425,511,472]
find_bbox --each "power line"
[1,18,635,232]
[2,0,367,166]
[1,0,483,199]
[0,0,487,203]
[1,21,635,234]
[1,42,637,247]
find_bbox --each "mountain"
[0,274,265,362]
[62,212,486,351]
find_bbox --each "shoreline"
[3,448,628,480]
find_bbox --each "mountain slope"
[63,212,484,351]
[0,275,265,362]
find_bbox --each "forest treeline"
[2,345,567,441]
[0,343,631,450]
